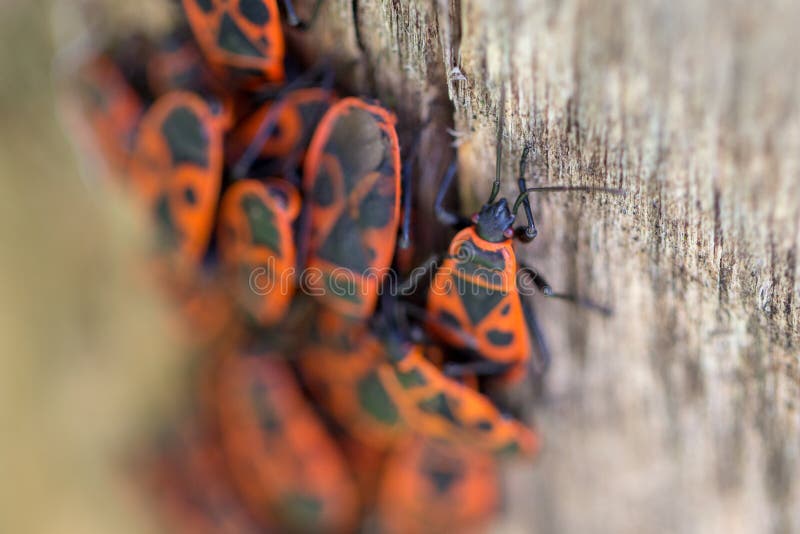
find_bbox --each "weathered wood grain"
[291,1,800,532]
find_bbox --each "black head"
[475,198,515,243]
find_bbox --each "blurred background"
[0,2,183,532]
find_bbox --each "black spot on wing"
[161,106,209,167]
[241,194,281,254]
[324,107,389,192]
[322,272,363,306]
[418,392,459,426]
[395,367,427,389]
[311,169,334,206]
[486,329,514,346]
[238,0,271,25]
[476,419,494,431]
[194,0,214,13]
[316,214,370,272]
[458,281,506,326]
[426,469,460,495]
[357,371,399,425]
[437,310,461,330]
[280,493,323,528]
[250,382,281,433]
[217,12,263,57]
[358,185,395,229]
[184,186,197,205]
[496,441,520,456]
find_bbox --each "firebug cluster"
[60,1,617,532]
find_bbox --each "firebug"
[217,178,301,326]
[127,90,226,267]
[64,53,144,179]
[144,419,264,534]
[215,349,360,533]
[423,141,619,383]
[301,97,402,319]
[180,0,287,88]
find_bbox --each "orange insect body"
[427,226,532,383]
[68,53,144,178]
[378,343,539,456]
[218,178,301,326]
[298,310,406,448]
[145,421,264,534]
[227,87,336,178]
[181,0,285,87]
[128,91,225,267]
[302,97,402,319]
[377,437,500,534]
[215,351,360,533]
[339,435,393,512]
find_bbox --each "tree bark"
[291,1,800,532]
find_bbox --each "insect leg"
[520,291,551,376]
[398,132,425,249]
[233,60,334,179]
[434,161,471,229]
[398,253,441,296]
[518,266,613,316]
[514,144,538,241]
[281,66,336,187]
[442,360,513,379]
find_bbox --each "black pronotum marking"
[217,12,263,57]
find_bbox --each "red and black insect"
[297,309,407,449]
[217,178,301,326]
[63,52,144,179]
[215,349,360,533]
[144,419,264,534]
[421,141,619,384]
[127,90,226,267]
[301,97,402,319]
[376,338,539,456]
[180,0,288,88]
[376,436,500,534]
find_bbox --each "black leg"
[442,360,513,379]
[232,61,334,179]
[398,253,440,296]
[398,132,425,249]
[434,161,471,229]
[518,266,613,316]
[520,292,551,376]
[399,157,413,248]
[514,145,538,241]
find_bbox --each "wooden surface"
[290,1,800,532]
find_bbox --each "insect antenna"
[512,185,623,215]
[487,88,505,204]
